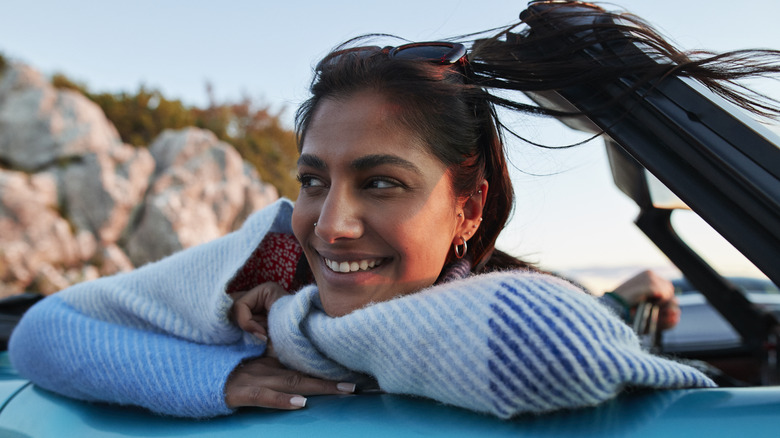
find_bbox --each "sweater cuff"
[600,292,632,322]
[9,295,265,418]
[268,285,363,382]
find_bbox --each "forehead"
[302,91,429,157]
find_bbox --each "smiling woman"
[7,0,780,421]
[293,91,481,317]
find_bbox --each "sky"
[1,0,778,289]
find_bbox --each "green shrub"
[193,96,299,199]
[89,88,195,148]
[50,73,299,199]
[51,73,89,95]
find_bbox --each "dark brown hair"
[468,2,780,121]
[295,1,780,274]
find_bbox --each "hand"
[229,282,289,342]
[654,297,680,331]
[612,270,680,330]
[225,356,357,410]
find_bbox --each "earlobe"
[457,179,488,240]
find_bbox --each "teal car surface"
[0,351,779,437]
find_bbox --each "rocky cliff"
[0,63,279,297]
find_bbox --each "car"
[1,1,779,435]
[660,278,780,386]
[0,348,778,437]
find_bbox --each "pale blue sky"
[2,0,778,286]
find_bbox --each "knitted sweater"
[8,199,715,419]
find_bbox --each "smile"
[324,257,384,273]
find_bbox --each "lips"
[323,257,384,273]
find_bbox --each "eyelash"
[296,174,323,189]
[365,177,402,190]
[296,174,404,191]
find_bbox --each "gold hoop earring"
[453,237,467,259]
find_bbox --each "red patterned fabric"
[225,232,303,293]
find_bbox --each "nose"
[314,187,364,243]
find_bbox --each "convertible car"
[662,278,780,386]
[0,1,778,436]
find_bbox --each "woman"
[8,2,778,419]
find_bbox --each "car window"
[670,209,778,295]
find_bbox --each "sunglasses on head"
[317,41,468,70]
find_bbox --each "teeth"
[325,257,383,273]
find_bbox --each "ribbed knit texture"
[9,199,297,418]
[269,271,715,419]
[9,198,715,419]
[10,296,263,417]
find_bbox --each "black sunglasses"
[317,41,468,70]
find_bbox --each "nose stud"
[314,222,318,227]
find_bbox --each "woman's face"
[292,91,465,317]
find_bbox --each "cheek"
[291,205,311,244]
[395,217,455,268]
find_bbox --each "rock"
[0,63,280,295]
[60,143,154,243]
[0,62,49,100]
[32,264,72,295]
[97,244,135,276]
[124,128,278,266]
[239,162,281,228]
[74,229,98,263]
[0,170,81,297]
[0,64,122,171]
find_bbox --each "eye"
[366,177,402,190]
[297,174,326,189]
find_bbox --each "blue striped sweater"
[269,274,714,418]
[8,199,714,419]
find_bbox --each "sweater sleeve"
[8,199,296,418]
[8,295,263,418]
[268,271,715,419]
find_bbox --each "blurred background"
[1,0,778,292]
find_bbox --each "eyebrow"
[351,154,421,174]
[297,154,327,169]
[297,153,421,175]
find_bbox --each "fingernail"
[254,332,268,342]
[337,382,357,393]
[290,396,307,408]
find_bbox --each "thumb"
[234,282,289,338]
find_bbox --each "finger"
[268,372,358,396]
[233,357,358,395]
[234,302,269,340]
[226,385,308,410]
[251,314,268,328]
[658,314,680,330]
[265,340,278,358]
[226,291,245,323]
[259,282,289,309]
[658,301,681,330]
[649,273,675,302]
[235,283,282,319]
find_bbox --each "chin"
[319,299,362,318]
